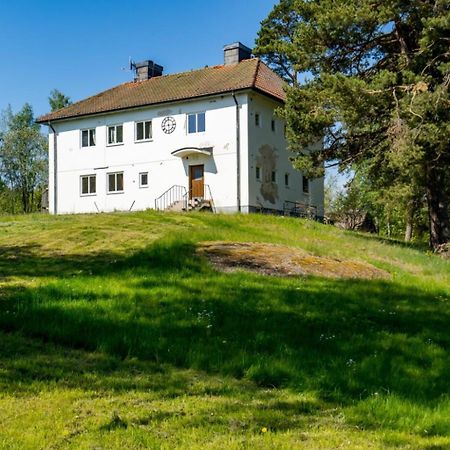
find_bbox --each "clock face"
[161,116,176,134]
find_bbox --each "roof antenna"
[122,57,136,72]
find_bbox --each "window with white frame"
[135,120,152,141]
[139,172,149,188]
[256,166,261,181]
[255,113,261,127]
[107,172,124,193]
[81,128,96,147]
[285,173,290,187]
[187,112,206,134]
[80,174,96,195]
[107,124,123,145]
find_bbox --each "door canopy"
[171,146,213,158]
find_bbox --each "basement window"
[80,174,96,196]
[81,128,96,147]
[303,176,310,194]
[135,120,152,141]
[139,172,149,188]
[107,124,123,145]
[188,112,206,134]
[108,172,124,193]
[256,166,261,181]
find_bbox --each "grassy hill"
[0,211,449,449]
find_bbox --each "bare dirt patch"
[197,241,390,280]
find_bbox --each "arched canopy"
[171,147,213,158]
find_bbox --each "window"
[255,113,261,127]
[303,176,310,193]
[139,172,149,188]
[135,120,152,141]
[108,172,124,193]
[80,175,96,196]
[285,173,290,187]
[187,112,206,134]
[107,124,123,145]
[256,166,261,180]
[271,119,276,132]
[271,171,277,183]
[81,128,96,147]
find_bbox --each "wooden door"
[189,165,204,199]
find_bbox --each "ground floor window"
[303,176,309,193]
[80,174,96,195]
[108,172,124,193]
[139,172,149,187]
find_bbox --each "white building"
[37,43,324,217]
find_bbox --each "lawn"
[0,211,449,449]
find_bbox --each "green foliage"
[0,211,449,448]
[0,104,47,213]
[255,0,450,248]
[48,89,71,111]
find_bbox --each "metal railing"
[154,185,187,211]
[182,184,215,213]
[283,200,318,219]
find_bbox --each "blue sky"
[0,0,277,117]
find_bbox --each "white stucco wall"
[246,93,325,217]
[48,93,249,214]
[47,90,324,217]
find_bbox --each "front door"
[189,165,204,199]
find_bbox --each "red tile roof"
[37,58,286,123]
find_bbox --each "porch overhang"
[171,146,213,158]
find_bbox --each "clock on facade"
[161,116,176,134]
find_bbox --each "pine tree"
[255,0,449,249]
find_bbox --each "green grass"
[0,210,449,449]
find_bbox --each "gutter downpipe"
[232,92,241,212]
[48,122,57,214]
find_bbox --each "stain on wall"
[256,144,278,204]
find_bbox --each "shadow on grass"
[0,238,449,410]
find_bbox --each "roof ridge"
[253,58,262,89]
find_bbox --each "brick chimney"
[223,42,252,65]
[134,60,163,81]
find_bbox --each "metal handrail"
[182,184,215,212]
[154,185,186,211]
[283,200,317,219]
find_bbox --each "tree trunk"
[404,221,413,242]
[404,202,415,242]
[426,163,449,249]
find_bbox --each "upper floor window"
[81,129,96,147]
[271,170,277,183]
[80,174,96,196]
[188,112,206,134]
[135,120,152,141]
[271,119,276,132]
[255,113,261,127]
[303,176,310,194]
[285,173,290,187]
[256,166,261,181]
[107,124,123,145]
[108,172,124,193]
